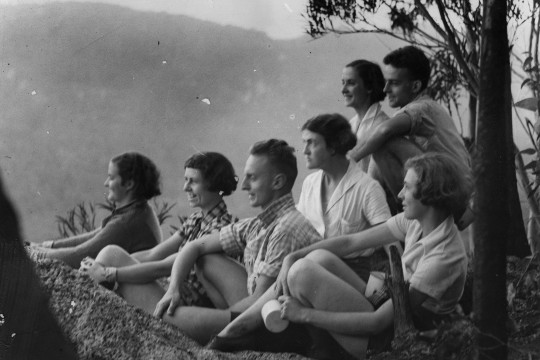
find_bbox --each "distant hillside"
[0,3,397,239]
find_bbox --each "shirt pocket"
[339,218,364,235]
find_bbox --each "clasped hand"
[79,257,116,283]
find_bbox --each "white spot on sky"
[253,69,257,72]
[46,130,50,134]
[11,333,15,338]
[0,314,4,326]
[162,60,167,64]
[31,90,37,95]
[284,3,293,12]
[201,98,210,105]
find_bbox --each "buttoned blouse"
[297,161,391,258]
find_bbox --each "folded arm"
[348,113,412,162]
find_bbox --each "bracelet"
[104,267,117,283]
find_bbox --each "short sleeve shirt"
[219,193,321,295]
[174,200,236,301]
[386,213,468,314]
[395,94,470,170]
[297,161,391,257]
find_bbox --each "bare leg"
[163,306,231,344]
[95,245,166,314]
[162,254,250,343]
[218,285,277,338]
[195,254,248,309]
[305,249,367,294]
[287,258,374,360]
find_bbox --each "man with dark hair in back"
[153,139,321,344]
[348,46,472,229]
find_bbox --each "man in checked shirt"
[154,139,321,344]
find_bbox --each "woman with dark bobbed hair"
[342,60,388,176]
[80,152,238,312]
[298,113,391,282]
[33,152,162,268]
[212,152,472,360]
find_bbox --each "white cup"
[261,299,289,333]
[365,271,386,297]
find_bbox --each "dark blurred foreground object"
[0,175,77,360]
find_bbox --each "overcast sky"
[0,0,310,39]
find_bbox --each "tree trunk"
[469,92,477,143]
[388,245,415,346]
[473,0,510,359]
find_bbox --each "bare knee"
[287,258,320,298]
[95,245,131,266]
[195,253,220,277]
[305,249,341,269]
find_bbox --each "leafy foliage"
[56,202,98,238]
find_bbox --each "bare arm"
[153,232,222,317]
[282,297,394,336]
[115,253,177,283]
[131,232,184,263]
[228,274,275,313]
[348,113,412,162]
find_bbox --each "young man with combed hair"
[153,139,321,344]
[348,46,472,229]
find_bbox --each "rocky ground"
[32,254,540,360]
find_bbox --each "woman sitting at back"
[32,152,162,268]
[80,152,238,313]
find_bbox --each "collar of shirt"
[411,91,430,104]
[111,199,145,215]
[102,199,146,227]
[360,102,382,125]
[256,193,295,226]
[193,199,229,229]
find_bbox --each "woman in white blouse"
[298,113,391,282]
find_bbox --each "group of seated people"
[30,45,473,360]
